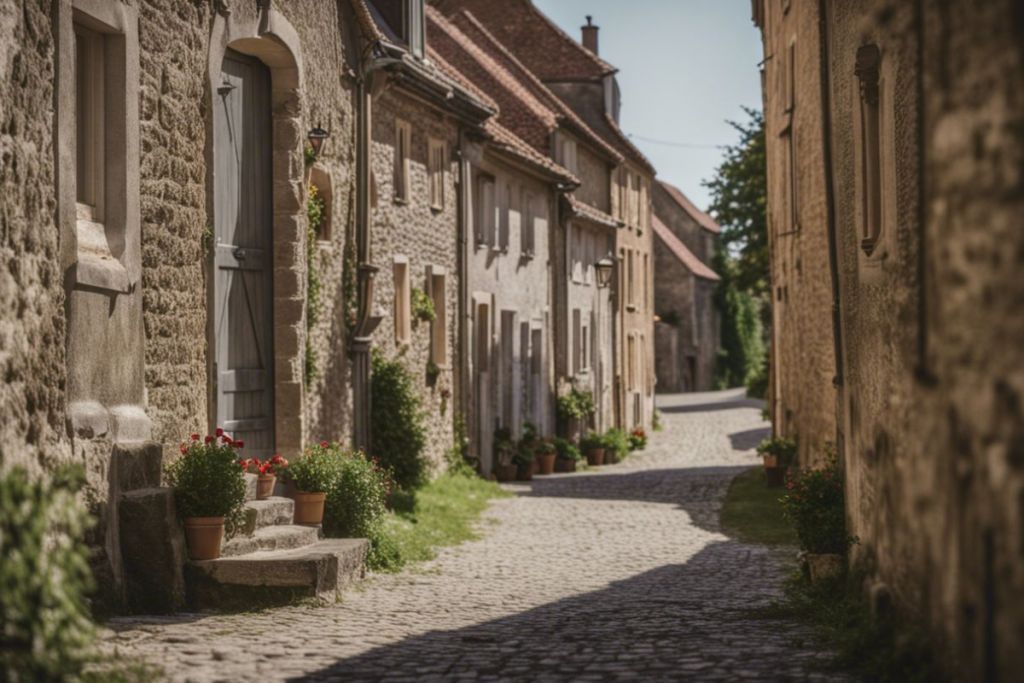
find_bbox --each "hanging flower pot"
[183,516,225,560]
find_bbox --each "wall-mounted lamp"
[307,124,330,159]
[595,254,615,288]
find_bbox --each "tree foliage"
[370,351,428,490]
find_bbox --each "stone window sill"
[74,219,131,293]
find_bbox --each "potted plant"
[602,428,629,464]
[757,436,797,487]
[165,430,247,561]
[580,431,605,467]
[780,456,856,582]
[628,427,648,451]
[513,439,535,481]
[242,455,289,500]
[556,384,595,441]
[553,437,582,473]
[534,439,557,475]
[287,441,343,525]
[493,427,517,482]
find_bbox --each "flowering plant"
[779,457,856,554]
[165,429,247,537]
[288,441,345,493]
[239,454,289,477]
[757,436,797,467]
[628,427,648,451]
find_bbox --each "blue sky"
[533,0,762,210]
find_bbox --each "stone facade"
[755,0,1024,678]
[652,182,721,393]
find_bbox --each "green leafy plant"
[512,434,536,467]
[556,386,595,421]
[303,143,316,167]
[165,431,247,537]
[370,351,428,490]
[493,427,515,465]
[305,185,325,384]
[324,450,391,540]
[411,287,436,323]
[780,457,856,555]
[445,413,477,476]
[628,427,648,451]
[288,441,345,494]
[652,409,664,432]
[757,436,797,467]
[602,428,630,461]
[552,437,582,462]
[426,360,441,384]
[579,431,604,452]
[0,464,96,681]
[534,439,556,456]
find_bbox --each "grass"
[368,472,510,572]
[720,466,797,546]
[722,467,944,681]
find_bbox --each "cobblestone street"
[105,390,841,681]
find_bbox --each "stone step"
[242,497,294,534]
[185,538,369,610]
[221,524,320,558]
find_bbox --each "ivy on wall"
[305,184,325,384]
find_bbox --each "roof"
[652,215,720,281]
[657,181,721,234]
[485,120,579,185]
[432,0,616,81]
[563,194,621,230]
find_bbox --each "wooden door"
[213,50,274,458]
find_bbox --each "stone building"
[755,0,1024,679]
[652,181,721,392]
[434,0,657,432]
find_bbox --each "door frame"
[205,8,307,455]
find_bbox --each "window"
[394,119,411,202]
[428,138,445,210]
[638,178,648,231]
[531,328,542,375]
[626,249,636,309]
[631,173,641,227]
[855,44,882,256]
[498,183,512,251]
[393,257,410,345]
[627,334,636,392]
[370,1,425,59]
[521,190,535,257]
[475,301,490,372]
[572,309,581,375]
[309,166,332,241]
[642,254,649,312]
[75,23,105,222]
[428,267,448,366]
[476,173,495,247]
[556,134,578,175]
[500,311,516,428]
[617,167,627,220]
[581,319,590,371]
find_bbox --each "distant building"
[652,182,721,392]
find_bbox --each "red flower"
[204,435,215,444]
[180,445,187,454]
[238,458,248,468]
[320,441,329,448]
[271,454,283,464]
[216,427,224,437]
[191,433,200,441]
[234,440,244,448]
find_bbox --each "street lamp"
[595,254,614,288]
[307,124,330,159]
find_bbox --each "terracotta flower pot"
[536,452,556,475]
[586,448,605,467]
[256,474,276,500]
[806,553,844,582]
[516,463,533,481]
[184,516,225,561]
[555,458,577,473]
[762,454,779,468]
[530,459,540,475]
[293,491,326,525]
[495,464,518,482]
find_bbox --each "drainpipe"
[454,132,471,456]
[817,0,845,451]
[350,46,402,451]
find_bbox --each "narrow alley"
[104,391,840,681]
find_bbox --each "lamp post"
[595,254,614,289]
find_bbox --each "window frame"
[394,119,411,204]
[427,136,445,211]
[393,256,411,346]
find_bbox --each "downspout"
[817,0,845,449]
[454,133,471,460]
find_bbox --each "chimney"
[581,15,599,55]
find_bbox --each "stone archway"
[206,4,307,455]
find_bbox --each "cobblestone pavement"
[105,389,843,681]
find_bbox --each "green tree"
[704,107,769,390]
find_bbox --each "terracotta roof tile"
[433,0,615,81]
[564,194,621,229]
[653,215,720,281]
[485,120,579,185]
[657,180,721,234]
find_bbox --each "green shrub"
[410,287,435,323]
[165,432,247,536]
[780,458,856,555]
[579,431,603,452]
[602,428,630,461]
[324,451,391,539]
[0,464,96,682]
[746,353,769,399]
[287,441,345,493]
[552,437,582,462]
[444,413,476,476]
[556,386,595,421]
[652,409,664,432]
[370,352,428,490]
[756,436,797,467]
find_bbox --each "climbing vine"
[305,184,325,384]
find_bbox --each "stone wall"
[368,88,460,474]
[759,0,837,467]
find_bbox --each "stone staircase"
[184,474,369,610]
